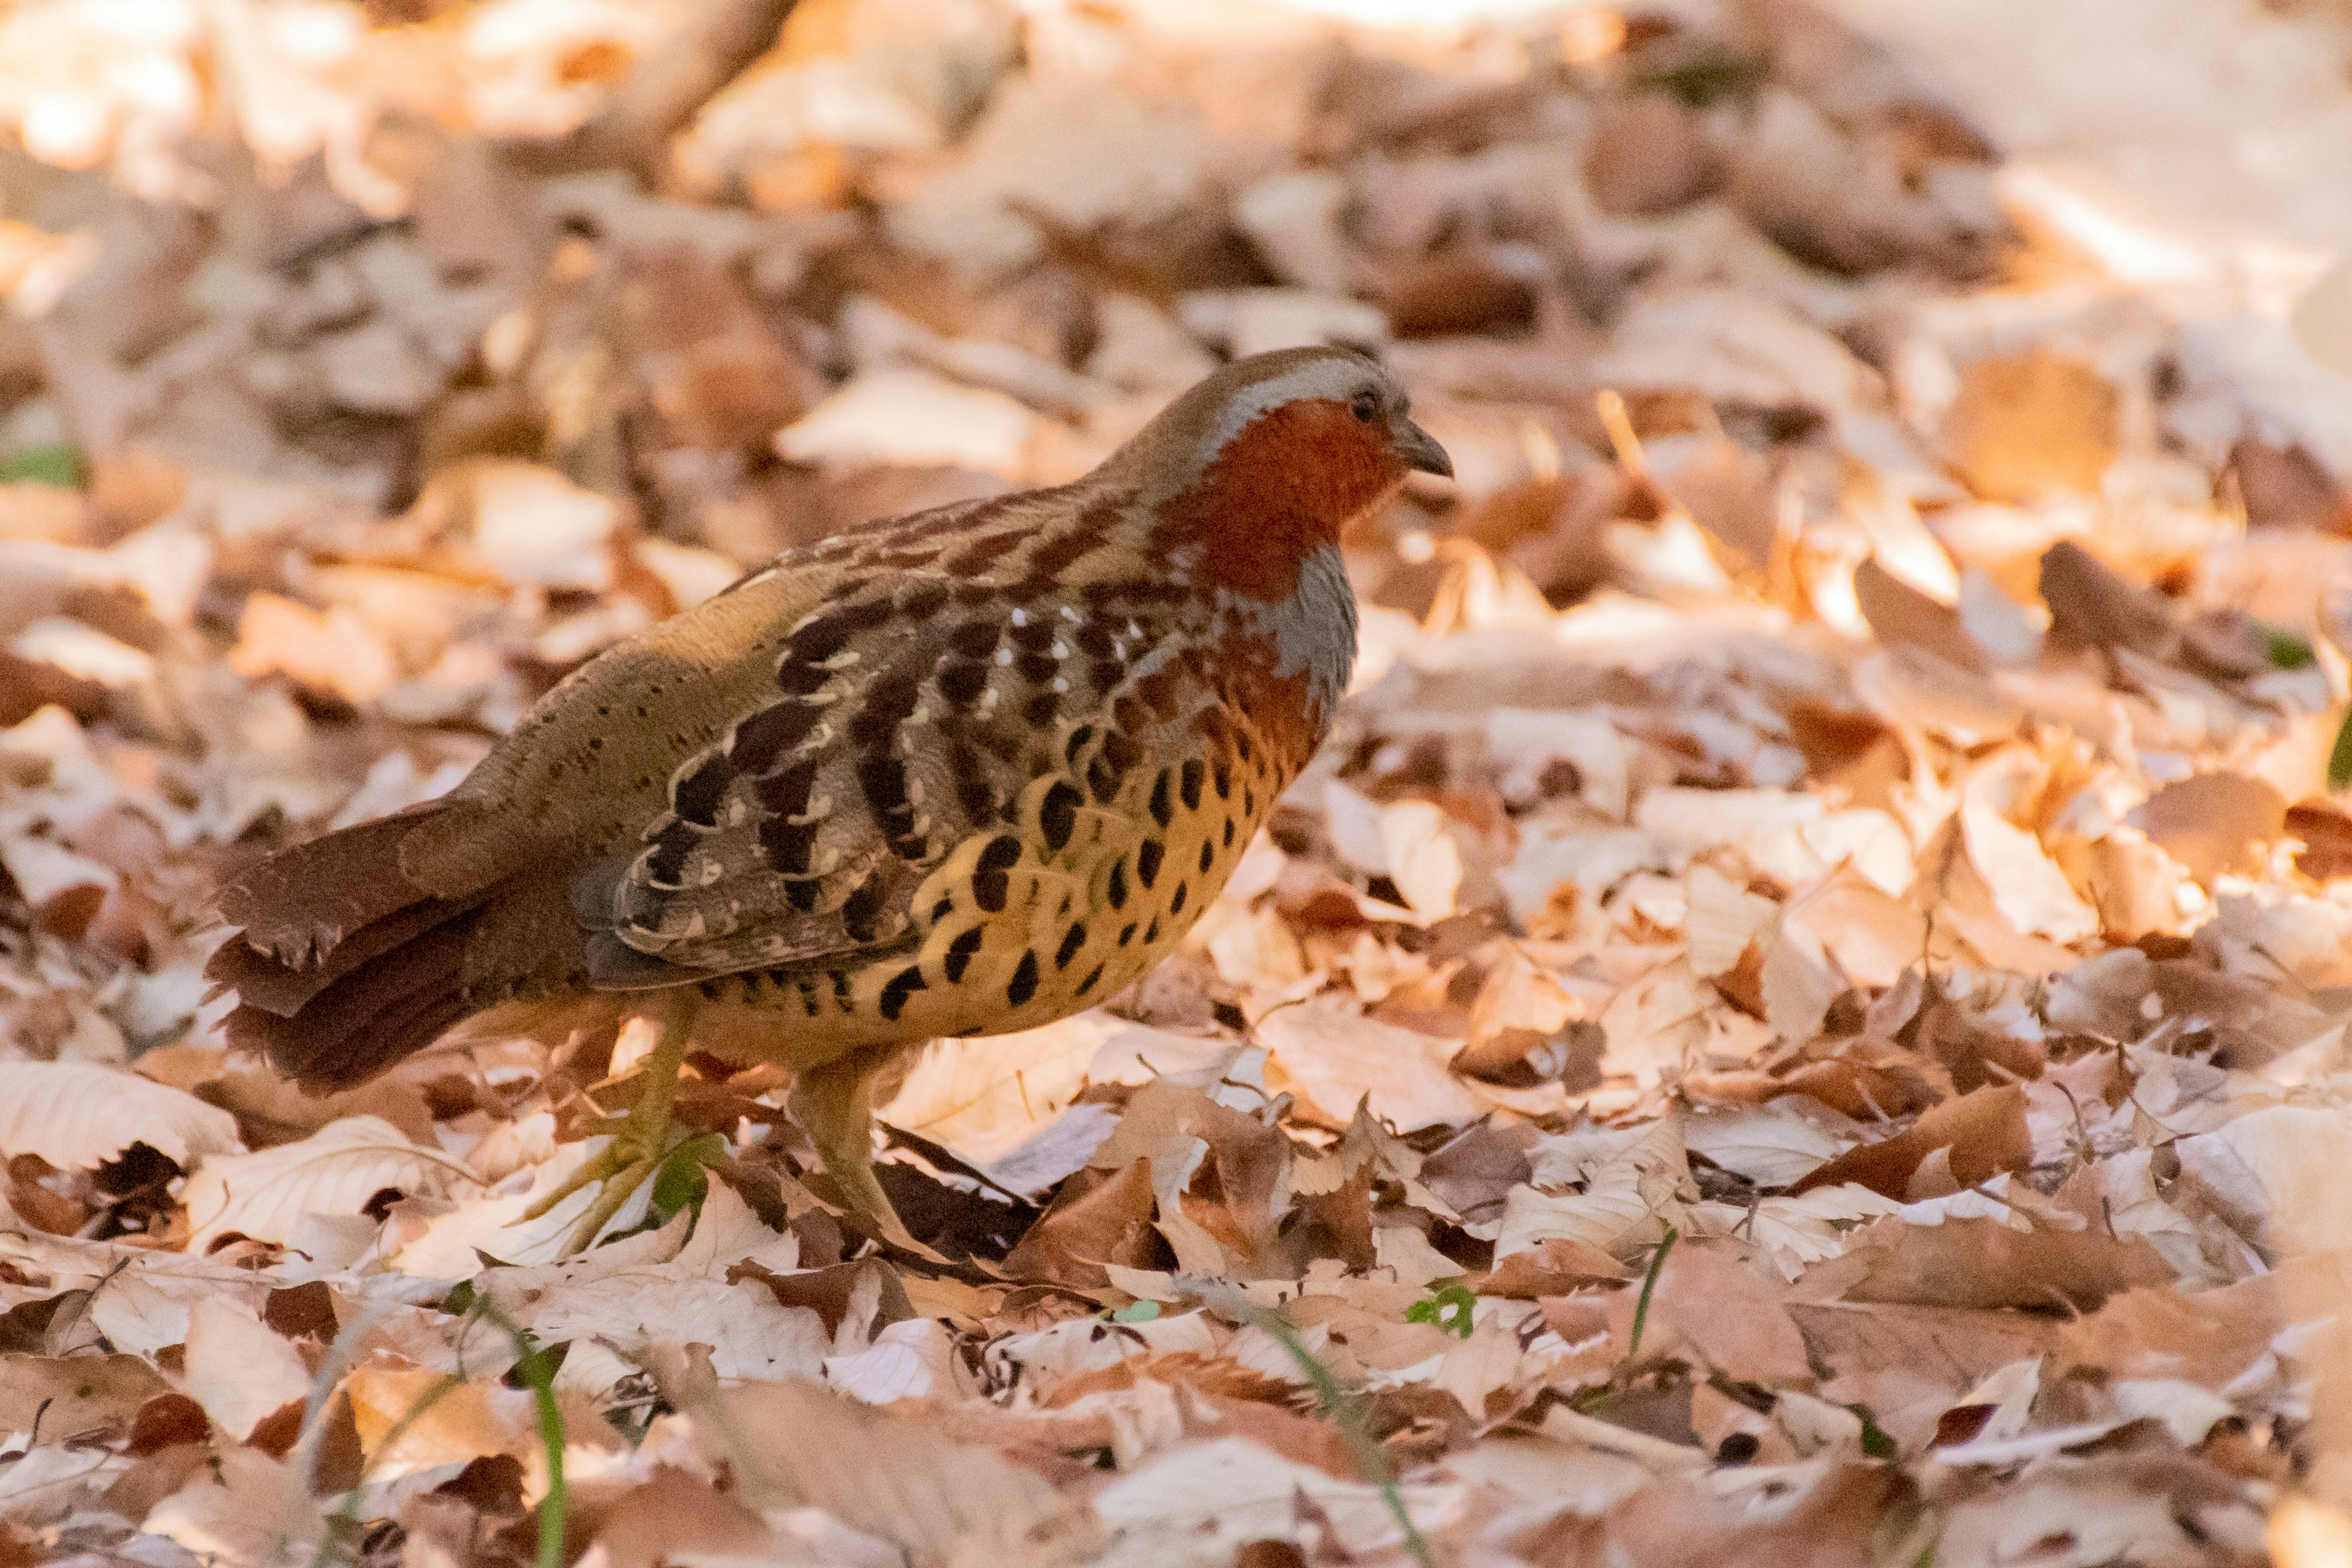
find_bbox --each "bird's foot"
[791,1049,937,1258]
[523,1015,692,1252]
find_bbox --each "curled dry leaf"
[1496,1117,1691,1260]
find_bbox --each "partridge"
[207,345,1452,1246]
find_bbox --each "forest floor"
[7,1,2352,1564]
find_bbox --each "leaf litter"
[2,0,2352,1563]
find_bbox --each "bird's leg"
[789,1048,916,1249]
[524,995,695,1251]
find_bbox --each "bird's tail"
[206,803,496,1091]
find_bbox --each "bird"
[206,345,1452,1250]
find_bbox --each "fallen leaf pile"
[9,0,2352,1564]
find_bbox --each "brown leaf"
[1834,1210,2174,1312]
[2289,799,2352,881]
[1943,350,2117,500]
[1607,1460,1909,1568]
[658,1370,1102,1566]
[1586,92,1722,216]
[1853,557,1980,668]
[1607,1239,1810,1384]
[2038,540,2174,657]
[2129,772,2286,886]
[1787,1084,2029,1200]
[1001,1158,1164,1289]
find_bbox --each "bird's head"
[1125,345,1452,603]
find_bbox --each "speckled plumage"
[207,345,1449,1235]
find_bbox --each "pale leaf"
[881,1012,1118,1164]
[142,1447,323,1567]
[1378,799,1463,919]
[1960,803,2097,944]
[0,1061,241,1169]
[181,1296,311,1440]
[184,1115,477,1251]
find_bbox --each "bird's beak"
[1394,418,1453,478]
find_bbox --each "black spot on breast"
[1102,729,1144,774]
[1213,763,1232,800]
[1145,916,1161,944]
[1180,760,1204,811]
[1244,788,1256,816]
[944,927,984,983]
[1076,963,1104,996]
[1087,753,1122,804]
[644,820,696,889]
[878,965,928,1021]
[932,895,955,922]
[848,669,922,749]
[1137,839,1164,888]
[1118,922,1137,946]
[1224,818,1235,846]
[732,699,822,772]
[973,834,1022,911]
[1107,859,1128,910]
[673,757,733,827]
[1235,732,1253,762]
[1149,770,1173,829]
[1006,951,1039,1007]
[841,872,889,941]
[1039,780,1081,851]
[1199,840,1214,873]
[950,620,1000,658]
[1056,922,1087,968]
[938,660,989,709]
[1169,881,1187,916]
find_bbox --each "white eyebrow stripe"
[1194,359,1378,469]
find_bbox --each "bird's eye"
[1350,390,1379,423]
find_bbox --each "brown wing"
[580,561,1211,992]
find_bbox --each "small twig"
[1626,1226,1679,1364]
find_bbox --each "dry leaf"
[0,1061,240,1170]
[183,1116,477,1251]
